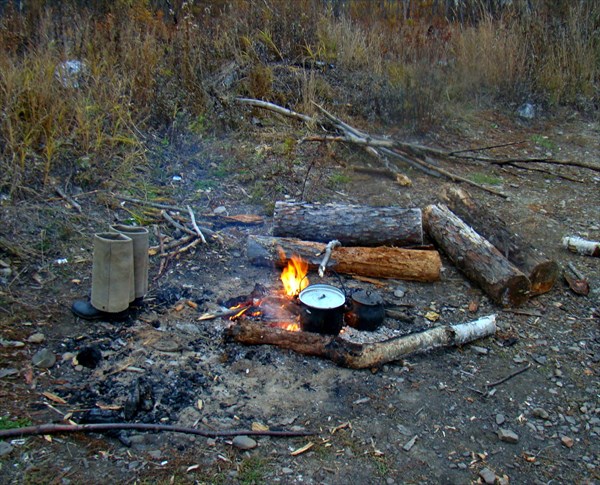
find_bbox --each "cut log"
[226,315,497,369]
[423,204,531,307]
[272,201,423,247]
[247,235,441,282]
[441,186,559,295]
[562,236,600,257]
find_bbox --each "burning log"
[273,201,423,247]
[226,315,497,369]
[247,235,441,282]
[441,186,559,295]
[423,204,531,307]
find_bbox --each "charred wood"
[226,315,497,369]
[247,235,441,282]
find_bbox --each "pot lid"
[352,289,383,306]
[299,284,345,309]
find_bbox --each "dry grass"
[0,0,597,198]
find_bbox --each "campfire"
[225,255,312,332]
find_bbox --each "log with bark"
[441,185,559,295]
[273,201,423,247]
[247,235,441,282]
[226,315,497,369]
[423,204,531,307]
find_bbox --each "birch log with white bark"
[226,315,497,369]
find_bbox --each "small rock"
[479,467,497,484]
[206,438,216,446]
[213,206,227,215]
[393,288,406,298]
[457,463,467,470]
[533,408,550,420]
[32,348,56,368]
[62,352,76,362]
[517,102,535,119]
[386,478,395,485]
[496,414,506,425]
[282,467,293,475]
[0,441,14,457]
[232,435,257,450]
[561,436,574,448]
[27,333,45,344]
[0,368,18,378]
[402,435,418,452]
[498,428,519,443]
[471,346,489,355]
[147,450,162,460]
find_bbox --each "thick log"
[272,201,423,247]
[226,315,497,369]
[423,204,531,307]
[441,186,559,295]
[247,235,441,282]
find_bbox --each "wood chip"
[251,422,269,431]
[290,442,314,456]
[42,391,67,404]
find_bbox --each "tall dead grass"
[0,1,597,198]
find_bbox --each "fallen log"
[226,315,497,369]
[247,235,441,282]
[441,186,559,295]
[423,204,531,307]
[273,201,423,247]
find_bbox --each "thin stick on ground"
[55,186,82,213]
[0,422,314,440]
[113,194,185,212]
[187,205,207,243]
[486,362,531,388]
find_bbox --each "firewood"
[562,236,600,257]
[226,315,497,369]
[272,201,423,247]
[441,186,559,295]
[423,204,531,307]
[247,235,441,282]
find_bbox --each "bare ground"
[0,106,599,484]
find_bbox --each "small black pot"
[298,284,346,335]
[345,289,385,331]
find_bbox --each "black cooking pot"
[345,289,385,331]
[298,284,346,335]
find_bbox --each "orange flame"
[281,255,309,297]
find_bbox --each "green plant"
[467,172,503,186]
[238,456,270,485]
[328,172,351,187]
[530,134,556,151]
[0,416,32,430]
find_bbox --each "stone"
[32,348,56,368]
[479,467,497,484]
[232,435,257,450]
[0,441,14,457]
[561,436,574,448]
[471,346,489,355]
[213,206,227,215]
[282,467,293,475]
[533,408,550,420]
[402,435,418,452]
[496,414,506,425]
[147,450,162,459]
[27,333,45,344]
[498,428,519,443]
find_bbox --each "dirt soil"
[0,107,599,484]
